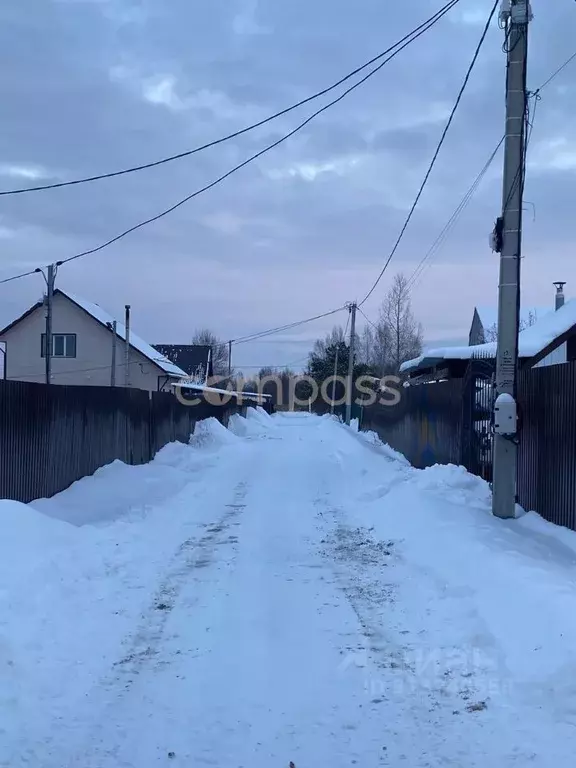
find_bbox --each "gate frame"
[461,358,496,482]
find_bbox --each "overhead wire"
[357,306,379,331]
[0,267,41,285]
[56,2,459,269]
[358,0,500,307]
[232,306,347,346]
[0,0,461,198]
[407,135,504,291]
[409,19,544,296]
[535,49,576,93]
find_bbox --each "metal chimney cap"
[553,282,567,291]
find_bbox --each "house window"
[41,333,77,358]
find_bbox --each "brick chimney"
[553,282,566,311]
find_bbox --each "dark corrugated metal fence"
[0,381,248,503]
[517,364,576,530]
[360,363,576,531]
[362,380,463,468]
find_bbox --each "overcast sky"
[0,0,574,371]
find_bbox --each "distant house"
[402,287,576,381]
[467,284,568,365]
[0,289,187,391]
[468,306,543,346]
[153,344,214,383]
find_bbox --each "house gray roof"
[153,344,212,381]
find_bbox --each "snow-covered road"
[3,409,576,766]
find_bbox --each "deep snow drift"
[2,409,576,766]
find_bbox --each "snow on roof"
[401,299,576,373]
[172,380,273,400]
[62,290,186,378]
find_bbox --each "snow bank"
[229,408,277,438]
[355,428,411,465]
[189,416,240,451]
[349,458,576,705]
[32,456,193,526]
[0,500,78,588]
[1,416,254,764]
[413,462,493,510]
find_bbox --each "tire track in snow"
[59,481,249,768]
[112,480,248,682]
[315,497,405,676]
[315,492,509,766]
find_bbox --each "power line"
[535,49,576,93]
[0,1,461,198]
[235,357,309,370]
[357,306,379,331]
[0,267,41,285]
[56,2,458,270]
[5,357,147,380]
[358,0,500,307]
[409,56,543,295]
[407,135,504,291]
[233,306,347,346]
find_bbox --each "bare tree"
[379,273,423,372]
[312,325,347,359]
[483,309,537,343]
[358,325,374,367]
[191,328,229,375]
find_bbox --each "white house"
[0,289,187,392]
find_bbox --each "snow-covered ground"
[2,409,576,766]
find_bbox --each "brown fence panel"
[0,380,252,504]
[517,363,576,530]
[362,380,463,468]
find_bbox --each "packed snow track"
[3,410,576,767]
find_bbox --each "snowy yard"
[2,409,576,766]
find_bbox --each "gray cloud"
[0,0,575,369]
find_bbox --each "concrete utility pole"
[330,343,340,415]
[45,263,55,385]
[109,320,117,386]
[228,340,233,377]
[492,0,531,519]
[124,305,131,388]
[345,302,357,426]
